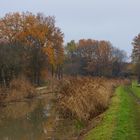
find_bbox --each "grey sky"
[1,0,140,56]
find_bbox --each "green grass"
[85,86,139,140]
[75,119,85,130]
[112,86,138,140]
[85,87,120,140]
[131,80,140,98]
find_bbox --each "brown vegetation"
[57,77,130,122]
[0,77,36,102]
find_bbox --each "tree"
[132,33,140,82]
[64,40,79,75]
[64,39,127,77]
[0,12,64,86]
[0,42,27,87]
[76,39,113,76]
[65,40,77,58]
[111,47,127,76]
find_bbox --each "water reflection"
[0,94,78,140]
[0,95,57,140]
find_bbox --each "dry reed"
[5,77,36,102]
[57,77,130,121]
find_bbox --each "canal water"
[0,94,77,140]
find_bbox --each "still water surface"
[0,95,77,140]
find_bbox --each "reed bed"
[0,77,36,102]
[57,77,130,121]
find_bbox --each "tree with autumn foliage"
[0,12,64,86]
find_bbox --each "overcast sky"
[1,0,140,56]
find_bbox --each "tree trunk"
[1,68,6,87]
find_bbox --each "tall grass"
[0,77,36,102]
[58,77,130,121]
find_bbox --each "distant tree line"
[64,39,127,77]
[0,12,130,88]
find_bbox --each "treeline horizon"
[64,39,128,77]
[0,12,138,87]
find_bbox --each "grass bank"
[131,80,140,98]
[58,77,129,122]
[84,85,140,140]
